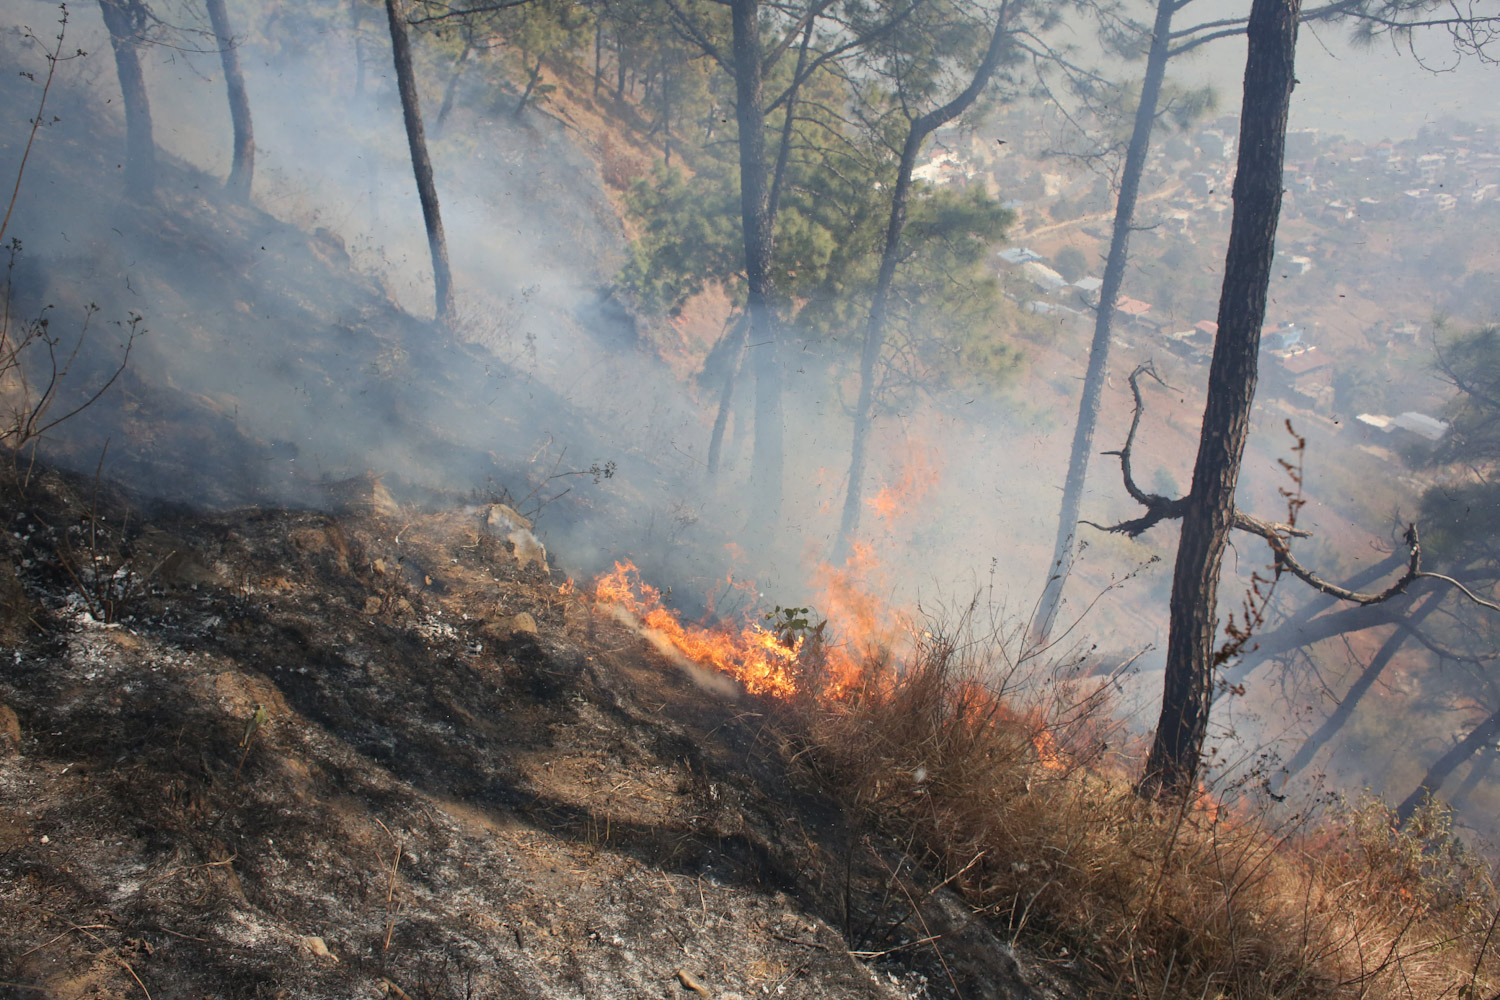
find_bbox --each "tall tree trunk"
[707,316,749,474]
[515,55,545,117]
[834,3,1014,562]
[384,0,455,324]
[1031,0,1176,645]
[1271,589,1443,792]
[594,19,604,96]
[1138,0,1301,800]
[766,17,815,223]
[98,0,155,199]
[204,0,254,203]
[1397,705,1500,825]
[730,0,783,526]
[616,37,627,100]
[662,67,672,165]
[1449,743,1496,811]
[434,38,473,137]
[350,0,368,98]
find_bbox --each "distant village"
[915,112,1500,461]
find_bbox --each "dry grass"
[798,610,1499,1000]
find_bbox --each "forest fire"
[594,561,806,697]
[592,555,1070,777]
[592,550,914,701]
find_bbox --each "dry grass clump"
[802,613,1500,1000]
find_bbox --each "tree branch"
[1094,365,1500,617]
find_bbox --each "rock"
[363,596,383,615]
[481,612,539,641]
[299,935,339,963]
[0,703,20,749]
[324,472,400,518]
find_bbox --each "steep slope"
[0,465,1068,1000]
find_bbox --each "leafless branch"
[1093,365,1500,618]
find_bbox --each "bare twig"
[1093,364,1497,617]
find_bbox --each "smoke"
[3,0,1488,839]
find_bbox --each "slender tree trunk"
[1032,0,1176,645]
[204,0,254,203]
[707,315,749,474]
[515,55,545,117]
[384,0,455,323]
[350,0,368,98]
[766,18,815,222]
[1397,705,1500,825]
[1449,743,1496,811]
[1138,0,1301,800]
[594,19,604,95]
[730,0,783,526]
[834,4,1013,562]
[616,38,627,100]
[1271,590,1442,792]
[434,38,473,136]
[98,0,155,199]
[662,68,672,165]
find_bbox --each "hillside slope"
[0,465,1069,1000]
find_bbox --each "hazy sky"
[1169,1,1499,142]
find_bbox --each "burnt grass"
[0,463,1080,1000]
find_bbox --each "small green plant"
[762,605,825,650]
[233,704,269,783]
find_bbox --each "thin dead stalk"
[375,818,403,952]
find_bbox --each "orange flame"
[866,441,941,529]
[594,561,803,697]
[592,550,914,701]
[1032,729,1068,773]
[592,559,1075,776]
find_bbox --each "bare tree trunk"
[434,37,473,136]
[384,0,455,324]
[662,67,673,165]
[1272,589,1443,792]
[707,316,749,474]
[1032,0,1176,645]
[766,18,814,222]
[730,0,783,526]
[1397,706,1500,825]
[1449,743,1496,811]
[204,0,254,203]
[708,17,811,483]
[98,0,155,199]
[515,54,545,117]
[1138,0,1300,800]
[350,0,368,98]
[616,37,627,99]
[835,4,1014,562]
[594,18,604,95]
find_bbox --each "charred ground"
[0,464,1076,1000]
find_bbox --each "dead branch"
[1092,364,1499,616]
